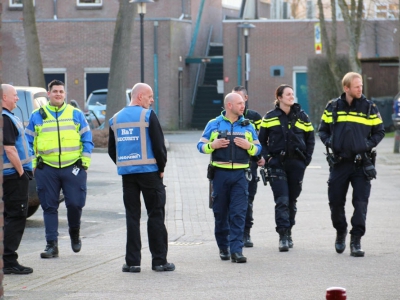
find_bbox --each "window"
[77,0,103,7]
[375,3,399,19]
[9,0,35,8]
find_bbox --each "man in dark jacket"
[318,72,385,257]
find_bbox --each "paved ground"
[3,131,400,300]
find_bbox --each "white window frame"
[76,0,103,7]
[9,0,35,8]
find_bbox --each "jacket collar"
[46,102,67,112]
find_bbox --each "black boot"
[350,235,365,257]
[288,228,293,249]
[69,228,82,253]
[243,229,253,248]
[40,241,59,258]
[278,230,289,252]
[335,231,347,254]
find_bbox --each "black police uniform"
[318,94,385,250]
[259,103,315,250]
[243,108,262,243]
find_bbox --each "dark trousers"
[269,158,306,234]
[245,160,259,230]
[2,173,29,266]
[122,172,168,267]
[212,168,248,254]
[328,161,371,236]
[35,164,87,242]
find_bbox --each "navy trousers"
[268,158,306,234]
[328,161,371,236]
[35,164,87,242]
[212,168,248,254]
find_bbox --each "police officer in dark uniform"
[259,84,315,252]
[197,93,261,263]
[232,86,265,247]
[318,72,385,257]
[2,84,34,274]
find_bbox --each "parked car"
[85,88,131,128]
[393,92,400,130]
[13,87,49,217]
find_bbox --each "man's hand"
[159,172,164,178]
[211,138,230,150]
[257,156,265,166]
[233,137,252,150]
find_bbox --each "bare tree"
[317,0,343,94]
[337,0,363,73]
[105,0,136,126]
[22,0,45,88]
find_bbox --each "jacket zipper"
[55,109,62,168]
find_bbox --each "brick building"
[2,0,225,129]
[2,0,399,129]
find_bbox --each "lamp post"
[130,0,154,83]
[237,23,255,93]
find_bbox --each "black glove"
[362,153,376,180]
[325,137,332,148]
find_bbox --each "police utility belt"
[325,148,377,180]
[207,164,252,181]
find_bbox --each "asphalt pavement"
[3,131,400,300]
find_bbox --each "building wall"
[1,0,224,130]
[223,19,399,117]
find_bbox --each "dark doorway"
[44,73,65,89]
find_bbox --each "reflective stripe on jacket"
[110,106,158,175]
[2,110,33,175]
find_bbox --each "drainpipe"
[53,0,58,20]
[178,68,183,129]
[237,25,242,86]
[153,21,159,115]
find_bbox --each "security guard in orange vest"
[25,80,93,259]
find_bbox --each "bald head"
[2,84,18,111]
[130,83,154,109]
[224,92,242,107]
[224,92,245,119]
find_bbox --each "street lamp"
[130,0,154,83]
[237,23,255,93]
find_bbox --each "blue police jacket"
[2,110,33,176]
[197,112,261,169]
[109,106,158,175]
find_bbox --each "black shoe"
[69,228,82,253]
[350,235,365,257]
[219,249,230,261]
[231,252,247,263]
[40,241,59,258]
[122,264,141,273]
[3,264,33,275]
[288,228,294,249]
[152,262,175,272]
[335,231,347,254]
[243,230,254,248]
[279,234,289,252]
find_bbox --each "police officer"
[2,84,34,274]
[318,72,385,257]
[25,80,93,258]
[197,93,261,263]
[258,84,315,252]
[232,86,265,247]
[108,83,174,273]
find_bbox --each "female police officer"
[258,84,315,252]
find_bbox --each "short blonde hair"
[342,72,362,90]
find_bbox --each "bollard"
[326,287,347,300]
